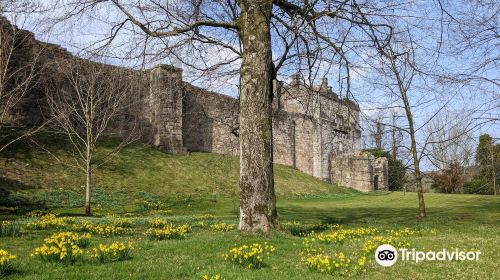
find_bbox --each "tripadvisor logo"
[375,244,481,267]
[375,244,398,267]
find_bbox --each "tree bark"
[237,0,277,233]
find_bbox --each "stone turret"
[320,77,329,92]
[149,65,186,153]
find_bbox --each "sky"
[3,0,498,171]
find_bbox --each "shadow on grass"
[278,197,500,227]
[0,176,46,212]
[278,205,415,225]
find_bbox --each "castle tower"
[149,64,185,153]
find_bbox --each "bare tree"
[425,113,475,194]
[45,58,137,216]
[425,112,475,172]
[365,29,429,217]
[437,0,499,84]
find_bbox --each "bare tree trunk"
[391,113,398,159]
[237,0,277,233]
[375,121,383,149]
[85,146,92,216]
[492,148,497,196]
[394,63,426,218]
[85,163,92,216]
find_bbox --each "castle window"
[336,114,344,128]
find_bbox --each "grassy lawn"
[0,192,498,279]
[1,136,499,279]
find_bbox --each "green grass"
[0,135,353,214]
[1,134,499,279]
[0,193,498,279]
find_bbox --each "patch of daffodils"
[145,224,191,240]
[31,232,90,264]
[72,221,128,236]
[223,242,275,269]
[0,249,16,275]
[90,241,134,263]
[26,213,66,230]
[149,218,169,228]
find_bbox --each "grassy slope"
[0,136,353,209]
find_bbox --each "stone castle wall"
[182,83,239,156]
[1,17,388,192]
[330,152,388,192]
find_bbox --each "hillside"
[0,135,356,213]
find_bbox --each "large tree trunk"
[237,0,277,233]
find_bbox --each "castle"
[1,17,387,192]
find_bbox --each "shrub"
[145,224,190,240]
[431,161,465,193]
[90,241,134,263]
[210,223,235,232]
[463,179,494,195]
[31,232,90,264]
[0,249,16,275]
[0,221,21,237]
[223,242,275,269]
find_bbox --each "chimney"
[291,73,301,86]
[320,77,329,91]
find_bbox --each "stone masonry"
[1,17,387,192]
[330,152,388,192]
[149,65,185,153]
